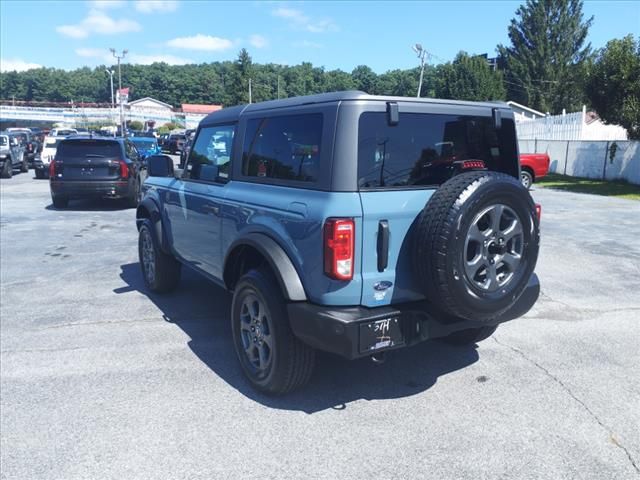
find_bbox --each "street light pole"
[412,43,428,98]
[105,69,115,108]
[110,48,128,136]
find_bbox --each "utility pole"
[412,43,428,98]
[110,48,128,136]
[249,78,252,104]
[105,69,115,108]
[105,68,115,134]
[277,75,281,99]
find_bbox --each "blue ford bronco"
[136,92,540,394]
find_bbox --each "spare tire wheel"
[413,171,540,322]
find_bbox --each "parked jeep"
[136,92,541,394]
[0,133,28,178]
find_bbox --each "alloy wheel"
[463,204,524,292]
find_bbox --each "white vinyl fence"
[516,107,628,141]
[519,139,640,185]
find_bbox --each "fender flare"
[224,233,307,302]
[136,198,169,254]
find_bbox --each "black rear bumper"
[50,179,133,199]
[288,273,540,359]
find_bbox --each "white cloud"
[166,34,233,51]
[293,40,323,49]
[56,9,141,38]
[75,47,107,57]
[88,0,126,9]
[0,58,42,72]
[128,54,193,65]
[249,34,268,49]
[272,7,337,33]
[134,1,178,13]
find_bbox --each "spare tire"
[413,171,539,322]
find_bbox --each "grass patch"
[536,174,640,200]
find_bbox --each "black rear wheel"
[51,195,68,209]
[138,219,181,292]
[232,268,315,395]
[20,158,28,173]
[35,169,44,179]
[1,161,12,179]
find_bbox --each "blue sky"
[1,0,638,73]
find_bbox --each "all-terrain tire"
[35,169,44,179]
[231,268,315,395]
[138,218,181,292]
[51,195,68,208]
[413,171,539,322]
[1,161,12,178]
[20,158,28,173]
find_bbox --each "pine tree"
[498,0,593,113]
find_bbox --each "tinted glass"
[358,112,518,189]
[132,139,156,149]
[184,125,234,182]
[45,138,62,147]
[57,140,122,158]
[242,114,322,183]
[0,137,7,146]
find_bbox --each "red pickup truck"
[519,153,550,189]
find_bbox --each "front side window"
[0,136,7,146]
[184,125,235,182]
[242,113,322,183]
[358,112,518,189]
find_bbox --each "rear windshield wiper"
[84,154,107,158]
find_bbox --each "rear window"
[358,112,518,189]
[242,113,322,183]
[45,137,62,147]
[57,140,121,158]
[132,139,156,149]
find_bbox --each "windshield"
[0,136,7,146]
[132,139,156,149]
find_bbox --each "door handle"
[203,204,219,216]
[377,220,389,272]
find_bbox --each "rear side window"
[56,140,122,158]
[242,113,322,183]
[358,112,518,189]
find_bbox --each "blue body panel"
[222,182,363,306]
[358,189,434,307]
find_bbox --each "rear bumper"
[50,179,133,199]
[288,273,540,359]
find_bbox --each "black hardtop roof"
[200,91,509,125]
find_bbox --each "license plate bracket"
[359,317,404,353]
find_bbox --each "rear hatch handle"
[377,220,389,272]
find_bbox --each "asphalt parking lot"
[1,169,639,480]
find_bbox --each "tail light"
[119,160,129,179]
[461,160,486,170]
[49,161,57,177]
[535,203,542,222]
[324,219,355,281]
[28,144,33,152]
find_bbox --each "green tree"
[498,0,593,113]
[435,52,506,101]
[351,65,377,93]
[586,35,640,139]
[231,48,254,104]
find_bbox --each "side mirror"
[147,155,174,177]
